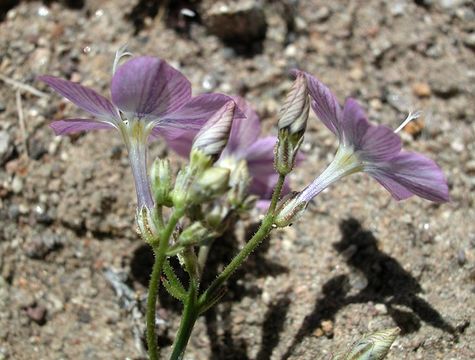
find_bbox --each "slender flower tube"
[295,72,449,206]
[39,53,237,210]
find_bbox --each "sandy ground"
[0,0,474,359]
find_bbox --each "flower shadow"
[281,217,458,359]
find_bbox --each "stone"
[0,131,13,165]
[412,82,432,98]
[24,302,47,325]
[201,0,267,43]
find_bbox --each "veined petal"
[359,123,401,162]
[244,136,276,170]
[301,71,342,136]
[342,98,401,162]
[38,75,119,121]
[50,118,115,135]
[111,56,191,118]
[366,151,450,202]
[225,97,261,154]
[341,98,369,147]
[154,93,235,140]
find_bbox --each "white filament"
[394,110,422,133]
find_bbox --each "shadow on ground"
[281,217,457,360]
[129,218,458,359]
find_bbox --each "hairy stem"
[146,209,184,360]
[169,280,199,360]
[198,174,286,310]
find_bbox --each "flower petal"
[111,56,191,118]
[366,151,450,202]
[158,94,246,157]
[342,98,401,162]
[301,71,342,136]
[242,136,276,169]
[225,97,261,154]
[154,93,235,139]
[49,118,115,135]
[38,76,119,121]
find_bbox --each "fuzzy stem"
[169,280,199,360]
[146,209,184,360]
[198,174,286,311]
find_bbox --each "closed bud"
[178,222,210,246]
[136,206,160,244]
[151,158,172,206]
[278,72,310,138]
[191,167,230,203]
[274,130,304,175]
[274,191,307,227]
[192,101,235,160]
[334,328,400,360]
[228,159,251,207]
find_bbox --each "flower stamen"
[394,110,422,134]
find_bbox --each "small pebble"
[457,249,466,266]
[24,303,47,325]
[11,176,23,194]
[412,82,432,98]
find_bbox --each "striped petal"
[111,56,191,119]
[39,75,119,122]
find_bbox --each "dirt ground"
[0,0,474,359]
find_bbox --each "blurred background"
[0,0,474,359]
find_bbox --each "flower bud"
[273,191,307,227]
[228,159,251,208]
[178,221,210,246]
[274,130,304,175]
[150,158,172,206]
[136,206,160,244]
[278,72,310,138]
[192,101,235,160]
[334,328,400,360]
[190,166,230,203]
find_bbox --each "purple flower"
[296,71,449,204]
[39,55,235,209]
[167,97,299,206]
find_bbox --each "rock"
[438,0,465,10]
[201,0,267,43]
[463,33,475,49]
[23,302,47,325]
[321,319,334,337]
[23,232,64,259]
[11,176,23,194]
[0,131,13,165]
[412,82,431,98]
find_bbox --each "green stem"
[146,209,184,360]
[170,280,199,360]
[198,174,286,309]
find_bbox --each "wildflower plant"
[40,49,448,360]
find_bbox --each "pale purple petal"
[225,97,261,154]
[366,151,450,202]
[50,118,115,135]
[341,98,369,147]
[301,71,342,136]
[358,124,401,162]
[242,136,276,168]
[342,98,401,162]
[161,130,195,157]
[153,93,235,140]
[39,76,119,121]
[111,56,191,118]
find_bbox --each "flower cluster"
[40,49,449,360]
[274,72,449,226]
